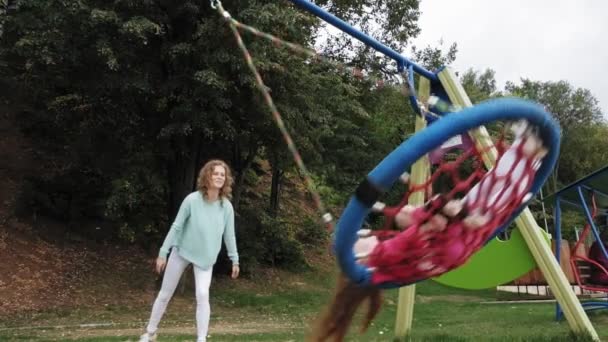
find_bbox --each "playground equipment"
[212,0,599,340]
[433,227,551,290]
[545,165,608,320]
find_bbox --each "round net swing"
[336,99,560,288]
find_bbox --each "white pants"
[146,250,213,342]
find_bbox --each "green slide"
[433,228,551,289]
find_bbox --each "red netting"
[365,130,544,286]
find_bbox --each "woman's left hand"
[231,264,240,279]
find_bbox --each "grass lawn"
[1,270,607,341]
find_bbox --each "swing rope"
[214,0,455,122]
[212,0,453,232]
[220,6,390,87]
[224,9,443,118]
[213,1,333,228]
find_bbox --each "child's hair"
[308,274,383,341]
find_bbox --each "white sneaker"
[139,332,157,342]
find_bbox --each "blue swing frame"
[288,0,561,288]
[546,165,608,320]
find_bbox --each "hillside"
[0,105,332,318]
[0,106,156,316]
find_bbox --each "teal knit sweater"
[159,191,239,269]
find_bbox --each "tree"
[558,122,608,185]
[242,1,428,215]
[460,68,502,103]
[505,79,605,193]
[505,79,604,128]
[411,40,457,71]
[313,0,422,72]
[0,0,427,269]
[0,0,323,243]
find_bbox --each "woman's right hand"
[155,257,167,274]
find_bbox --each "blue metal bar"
[406,64,422,115]
[577,187,608,262]
[555,197,563,264]
[554,196,563,321]
[556,190,608,321]
[582,302,608,310]
[549,165,608,198]
[558,197,608,216]
[582,184,608,202]
[288,0,438,82]
[559,198,587,210]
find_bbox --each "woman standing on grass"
[140,160,240,342]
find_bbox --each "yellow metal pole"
[437,67,598,341]
[394,76,431,339]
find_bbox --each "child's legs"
[146,251,189,334]
[193,266,213,342]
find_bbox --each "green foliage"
[318,83,416,203]
[505,79,607,194]
[460,68,502,103]
[412,40,458,71]
[8,0,604,271]
[506,79,604,128]
[296,215,330,246]
[314,0,422,70]
[558,210,588,241]
[558,122,608,185]
[0,0,431,270]
[231,206,319,273]
[104,169,168,243]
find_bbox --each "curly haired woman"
[140,160,240,342]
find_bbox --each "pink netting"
[366,132,542,286]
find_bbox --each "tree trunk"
[165,134,201,293]
[269,155,283,217]
[6,0,18,12]
[233,143,259,210]
[167,135,200,219]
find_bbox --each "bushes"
[222,205,328,275]
[103,170,169,245]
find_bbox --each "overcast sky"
[411,0,608,116]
